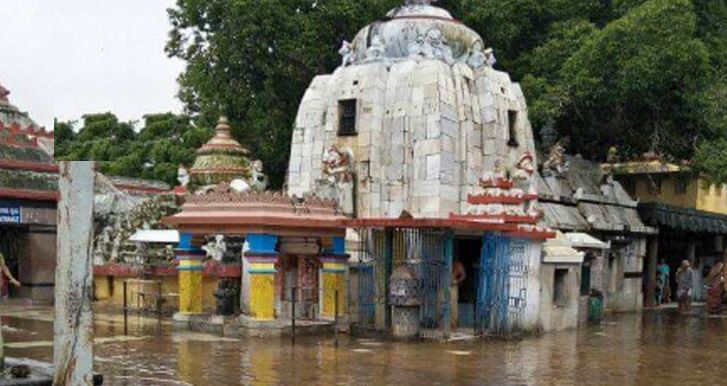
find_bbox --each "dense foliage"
[55,113,211,185]
[56,0,727,186]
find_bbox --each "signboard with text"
[0,205,22,224]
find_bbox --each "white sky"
[0,0,185,130]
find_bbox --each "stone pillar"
[245,234,279,320]
[54,161,94,386]
[176,233,206,315]
[320,236,348,319]
[645,236,658,308]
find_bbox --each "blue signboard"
[0,205,22,224]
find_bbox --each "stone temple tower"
[287,0,537,219]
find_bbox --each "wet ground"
[2,304,727,386]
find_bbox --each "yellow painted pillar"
[176,234,206,314]
[245,234,279,320]
[320,237,348,319]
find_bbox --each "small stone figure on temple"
[338,40,354,67]
[365,34,386,62]
[542,139,570,177]
[484,48,497,67]
[512,152,536,196]
[177,164,190,187]
[466,40,487,69]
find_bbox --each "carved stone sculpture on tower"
[365,35,386,63]
[339,40,355,67]
[421,28,454,64]
[512,152,536,195]
[317,145,355,214]
[466,41,487,69]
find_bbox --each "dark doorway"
[455,237,482,328]
[0,225,24,299]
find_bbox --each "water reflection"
[3,307,727,385]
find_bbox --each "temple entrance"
[454,237,482,329]
[277,254,321,320]
[475,233,530,336]
[297,255,321,319]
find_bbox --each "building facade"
[612,160,727,304]
[0,82,57,302]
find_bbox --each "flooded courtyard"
[2,305,726,385]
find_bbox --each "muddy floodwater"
[2,305,727,385]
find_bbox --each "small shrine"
[163,118,348,326]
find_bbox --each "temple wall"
[287,59,536,219]
[521,241,543,331]
[538,262,581,332]
[607,238,645,313]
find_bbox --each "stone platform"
[172,313,342,338]
[1,358,103,386]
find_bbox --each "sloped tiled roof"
[539,155,657,235]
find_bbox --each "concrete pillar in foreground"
[176,233,206,314]
[54,161,95,386]
[320,236,348,319]
[245,234,279,320]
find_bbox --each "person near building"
[657,259,671,304]
[451,259,466,329]
[655,274,664,306]
[676,260,694,314]
[0,251,21,300]
[705,262,725,314]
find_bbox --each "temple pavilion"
[164,118,348,324]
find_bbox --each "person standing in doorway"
[451,259,466,329]
[657,259,671,304]
[0,251,21,300]
[676,260,694,314]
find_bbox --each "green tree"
[166,0,401,187]
[59,0,727,186]
[55,113,209,186]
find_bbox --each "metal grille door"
[476,233,530,336]
[356,229,388,328]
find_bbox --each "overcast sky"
[0,0,184,130]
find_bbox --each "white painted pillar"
[53,161,95,386]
